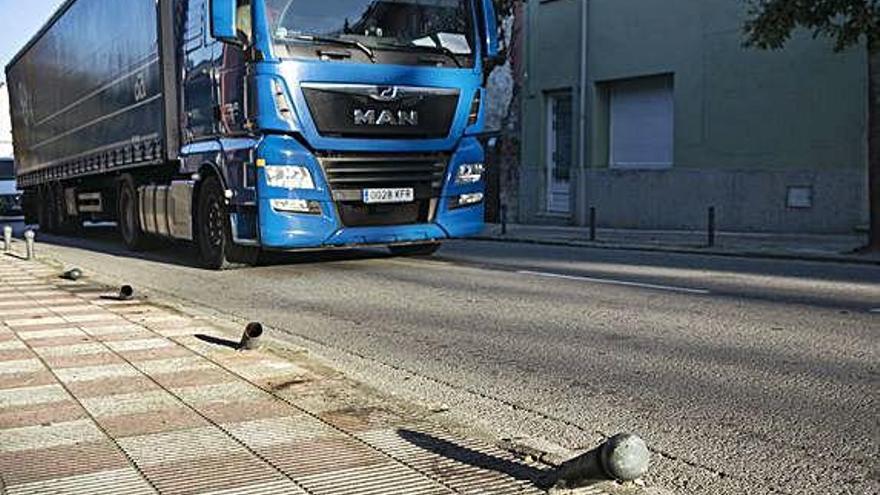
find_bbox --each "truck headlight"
[264,165,315,190]
[455,163,484,184]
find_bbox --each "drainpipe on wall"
[576,0,590,226]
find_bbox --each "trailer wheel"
[117,176,149,250]
[389,243,442,257]
[36,187,54,233]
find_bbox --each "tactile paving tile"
[0,419,106,452]
[5,467,156,495]
[223,415,342,449]
[80,390,184,418]
[0,384,69,409]
[295,462,453,495]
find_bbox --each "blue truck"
[5,0,497,268]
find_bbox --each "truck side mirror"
[210,0,239,44]
[480,0,500,60]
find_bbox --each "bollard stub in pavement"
[62,268,83,281]
[118,285,134,300]
[239,322,264,350]
[600,433,650,481]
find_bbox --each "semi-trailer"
[5,0,497,268]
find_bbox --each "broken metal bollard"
[553,433,650,488]
[239,322,264,350]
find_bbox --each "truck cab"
[174,0,498,267]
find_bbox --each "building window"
[608,74,674,170]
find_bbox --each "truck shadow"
[30,223,393,269]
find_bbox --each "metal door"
[546,92,572,214]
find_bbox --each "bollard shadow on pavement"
[194,333,241,350]
[397,429,556,488]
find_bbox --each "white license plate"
[362,188,414,204]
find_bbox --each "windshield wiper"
[379,42,463,68]
[291,34,376,63]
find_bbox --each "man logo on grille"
[371,86,401,102]
[354,109,419,127]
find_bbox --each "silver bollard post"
[24,230,36,260]
[3,225,11,252]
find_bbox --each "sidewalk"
[0,252,570,494]
[477,223,880,265]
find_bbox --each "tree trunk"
[868,42,880,250]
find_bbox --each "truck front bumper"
[253,135,486,250]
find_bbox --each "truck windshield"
[0,160,13,180]
[265,0,475,65]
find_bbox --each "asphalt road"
[5,221,878,495]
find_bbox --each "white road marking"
[518,270,711,295]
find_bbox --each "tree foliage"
[743,0,880,51]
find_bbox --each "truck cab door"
[214,0,252,136]
[182,0,216,142]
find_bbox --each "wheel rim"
[205,193,224,250]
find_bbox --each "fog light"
[270,199,321,214]
[457,192,484,207]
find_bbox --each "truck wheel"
[117,176,149,250]
[52,183,79,235]
[389,243,442,257]
[37,187,53,233]
[196,176,237,270]
[38,186,61,233]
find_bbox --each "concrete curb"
[473,235,880,266]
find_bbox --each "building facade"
[517,0,868,233]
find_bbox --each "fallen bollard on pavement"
[101,285,135,301]
[552,433,650,489]
[61,268,83,280]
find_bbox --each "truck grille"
[317,154,448,227]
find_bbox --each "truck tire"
[52,183,79,235]
[117,176,149,250]
[389,243,442,257]
[37,187,54,233]
[195,176,260,269]
[196,176,237,270]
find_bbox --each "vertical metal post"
[500,204,508,235]
[24,230,35,260]
[2,225,11,252]
[707,207,716,247]
[589,207,597,241]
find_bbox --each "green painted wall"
[585,0,866,171]
[519,0,868,232]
